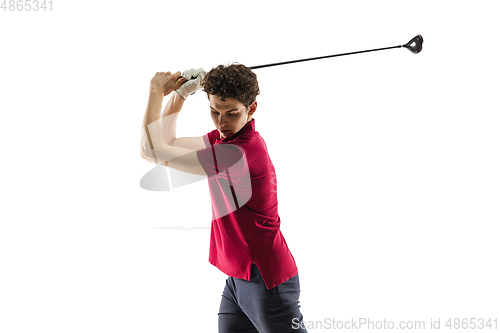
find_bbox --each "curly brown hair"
[201,63,260,108]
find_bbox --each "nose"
[218,115,227,128]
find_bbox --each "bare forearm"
[140,71,189,165]
[140,89,186,166]
[160,91,185,145]
[141,88,164,151]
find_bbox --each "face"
[209,95,257,138]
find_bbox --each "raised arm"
[160,91,185,146]
[140,70,208,176]
[160,90,207,150]
[161,68,208,150]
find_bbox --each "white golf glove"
[176,68,206,100]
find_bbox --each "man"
[140,63,307,332]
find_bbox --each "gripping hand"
[175,68,206,100]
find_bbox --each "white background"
[1,0,499,332]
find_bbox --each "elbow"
[140,148,168,167]
[140,147,152,162]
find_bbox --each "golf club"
[177,35,422,95]
[249,35,423,69]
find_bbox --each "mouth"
[220,129,230,133]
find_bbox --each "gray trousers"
[218,263,307,333]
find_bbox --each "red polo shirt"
[196,118,298,290]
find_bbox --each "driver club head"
[405,35,424,54]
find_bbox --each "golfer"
[140,63,307,332]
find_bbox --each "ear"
[248,101,257,115]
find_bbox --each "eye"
[211,110,219,114]
[228,113,238,116]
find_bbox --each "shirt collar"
[216,118,255,142]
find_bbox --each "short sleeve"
[196,143,245,178]
[204,129,221,147]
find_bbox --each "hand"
[175,68,206,100]
[150,71,188,96]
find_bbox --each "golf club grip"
[176,75,198,96]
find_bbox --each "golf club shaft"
[250,45,404,69]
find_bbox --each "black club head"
[405,35,424,54]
